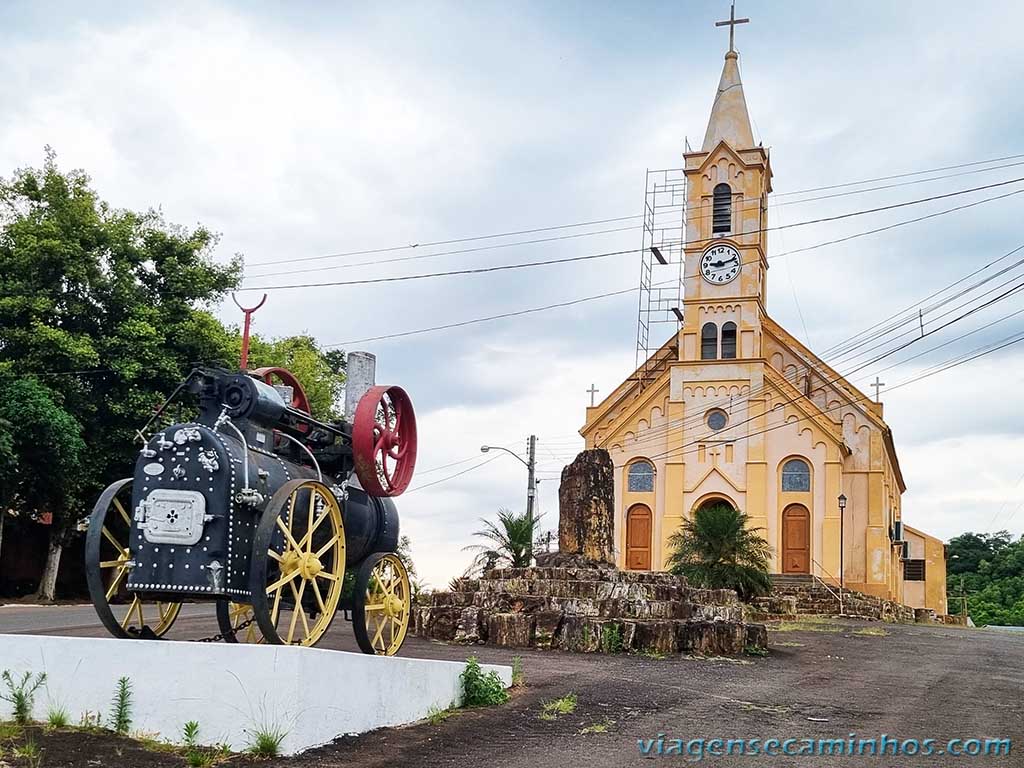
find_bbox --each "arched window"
[712,183,732,234]
[781,458,811,492]
[627,460,655,493]
[701,322,718,360]
[721,321,737,359]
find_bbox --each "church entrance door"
[625,504,652,570]
[782,504,810,574]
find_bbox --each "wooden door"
[625,505,652,570]
[782,505,810,573]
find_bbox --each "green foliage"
[666,502,772,600]
[579,717,614,734]
[600,623,624,653]
[510,656,525,687]
[539,693,577,721]
[109,676,132,735]
[181,720,226,767]
[743,644,769,656]
[0,670,46,724]
[45,705,69,728]
[426,705,457,725]
[248,725,287,758]
[244,333,346,420]
[460,657,509,707]
[13,735,41,767]
[465,507,540,573]
[0,150,242,544]
[947,531,1024,626]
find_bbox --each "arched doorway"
[625,504,652,570]
[782,504,810,574]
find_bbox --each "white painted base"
[0,634,511,755]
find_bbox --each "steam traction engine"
[84,356,418,654]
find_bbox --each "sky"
[2,1,1024,588]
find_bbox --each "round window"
[706,410,728,431]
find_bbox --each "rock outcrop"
[415,566,767,656]
[552,449,616,567]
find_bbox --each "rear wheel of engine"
[250,480,346,646]
[85,479,181,639]
[352,553,411,655]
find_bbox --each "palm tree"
[464,508,539,573]
[666,502,772,600]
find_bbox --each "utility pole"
[526,434,537,559]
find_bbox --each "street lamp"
[481,438,538,559]
[837,494,847,590]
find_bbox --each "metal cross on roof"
[715,1,750,53]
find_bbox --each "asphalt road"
[2,605,1022,767]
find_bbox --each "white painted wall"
[0,634,511,755]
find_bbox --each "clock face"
[700,244,741,285]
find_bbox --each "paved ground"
[1,605,1022,767]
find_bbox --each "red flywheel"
[251,366,311,414]
[352,385,418,497]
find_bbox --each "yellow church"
[581,30,947,615]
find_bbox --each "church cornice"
[685,464,746,494]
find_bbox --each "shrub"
[460,657,509,707]
[109,676,133,735]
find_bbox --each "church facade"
[581,42,947,614]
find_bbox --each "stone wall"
[769,577,916,623]
[415,566,767,656]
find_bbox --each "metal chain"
[194,616,257,644]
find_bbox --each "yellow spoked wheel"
[215,601,264,644]
[353,553,411,656]
[85,479,181,639]
[250,480,346,646]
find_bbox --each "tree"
[946,531,1024,626]
[244,333,346,420]
[666,502,773,600]
[0,149,242,599]
[464,508,539,573]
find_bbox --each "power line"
[245,152,1024,269]
[239,177,1024,293]
[405,454,503,493]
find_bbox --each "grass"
[772,640,804,647]
[852,627,890,636]
[46,705,69,729]
[248,725,287,758]
[511,656,525,687]
[635,648,667,660]
[14,736,42,768]
[135,732,179,754]
[426,706,458,725]
[579,717,614,735]
[0,722,23,740]
[539,693,577,721]
[770,619,843,633]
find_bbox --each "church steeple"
[702,3,755,151]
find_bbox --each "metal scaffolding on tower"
[634,167,685,390]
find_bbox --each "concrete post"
[345,351,376,422]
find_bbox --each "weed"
[46,704,70,728]
[539,693,577,721]
[0,670,46,724]
[135,732,178,753]
[78,710,103,731]
[109,676,133,735]
[579,717,614,734]
[14,736,42,768]
[460,657,509,707]
[770,620,842,633]
[600,623,624,653]
[852,627,889,636]
[248,725,287,758]
[744,644,769,657]
[635,648,666,659]
[425,705,457,725]
[0,722,22,740]
[510,656,525,687]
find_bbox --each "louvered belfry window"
[712,183,732,234]
[721,322,738,359]
[701,323,718,360]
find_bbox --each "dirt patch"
[1,725,188,767]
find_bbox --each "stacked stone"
[414,566,767,656]
[768,577,916,623]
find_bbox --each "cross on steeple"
[871,376,886,403]
[587,383,600,407]
[715,1,749,53]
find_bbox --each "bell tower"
[679,9,772,364]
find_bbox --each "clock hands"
[709,256,739,268]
